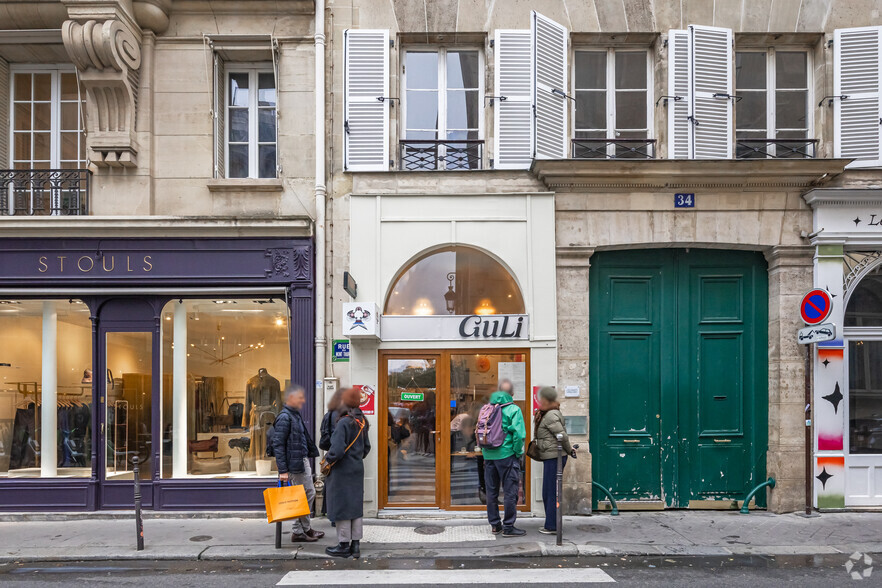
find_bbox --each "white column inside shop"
[40,301,57,477]
[173,301,188,477]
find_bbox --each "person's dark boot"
[325,542,351,558]
[350,540,361,559]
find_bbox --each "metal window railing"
[571,138,656,160]
[735,138,817,159]
[1,169,90,216]
[399,140,484,171]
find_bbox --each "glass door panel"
[449,352,528,506]
[105,332,152,480]
[849,340,882,454]
[385,357,438,504]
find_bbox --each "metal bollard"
[275,521,282,549]
[555,433,564,546]
[132,455,144,551]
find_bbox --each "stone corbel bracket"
[62,9,143,167]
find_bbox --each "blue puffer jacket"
[271,406,319,474]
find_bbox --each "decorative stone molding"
[556,246,595,268]
[764,245,814,271]
[62,1,143,167]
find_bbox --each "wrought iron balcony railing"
[735,138,817,159]
[571,138,656,160]
[399,140,484,171]
[1,169,90,216]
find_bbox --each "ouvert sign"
[381,314,529,342]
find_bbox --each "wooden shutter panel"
[531,11,568,160]
[0,57,8,167]
[213,53,226,179]
[834,26,882,165]
[494,29,532,170]
[344,29,389,171]
[690,25,732,159]
[667,30,691,159]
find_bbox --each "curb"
[4,543,881,564]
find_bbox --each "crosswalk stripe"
[277,568,615,585]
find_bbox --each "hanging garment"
[9,406,37,470]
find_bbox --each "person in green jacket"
[481,379,527,537]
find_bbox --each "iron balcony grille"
[571,138,656,160]
[735,138,817,159]
[1,169,90,216]
[399,140,484,171]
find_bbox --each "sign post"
[798,288,834,517]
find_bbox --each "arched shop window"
[385,246,525,316]
[846,264,882,327]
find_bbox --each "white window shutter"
[690,25,732,159]
[344,29,389,171]
[531,11,568,160]
[667,30,691,159]
[834,26,882,166]
[494,29,532,170]
[212,53,225,179]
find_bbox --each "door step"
[378,509,535,519]
[597,501,664,511]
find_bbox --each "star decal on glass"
[825,286,837,298]
[854,217,862,226]
[816,467,833,489]
[822,359,830,367]
[822,382,843,414]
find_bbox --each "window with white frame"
[401,48,483,170]
[573,49,651,158]
[11,68,85,170]
[226,68,277,178]
[735,50,811,158]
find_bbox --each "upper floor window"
[735,51,812,158]
[11,68,85,170]
[573,49,652,159]
[226,67,277,179]
[401,48,483,170]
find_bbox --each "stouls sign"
[380,312,529,342]
[458,314,525,339]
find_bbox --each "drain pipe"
[740,477,776,514]
[313,0,327,433]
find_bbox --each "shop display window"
[385,246,525,316]
[161,299,291,478]
[0,300,93,478]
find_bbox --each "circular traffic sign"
[800,288,833,325]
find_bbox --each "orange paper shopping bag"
[263,480,310,523]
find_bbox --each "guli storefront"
[806,188,882,508]
[0,237,314,511]
[340,191,557,515]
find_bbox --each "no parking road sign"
[800,288,833,325]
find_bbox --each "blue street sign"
[332,339,350,362]
[675,193,695,208]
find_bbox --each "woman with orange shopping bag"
[270,386,323,542]
[322,387,371,558]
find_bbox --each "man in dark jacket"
[272,386,323,543]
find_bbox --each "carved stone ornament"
[62,2,143,167]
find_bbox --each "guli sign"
[381,313,529,341]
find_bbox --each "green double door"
[590,249,768,508]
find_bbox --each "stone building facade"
[2,0,882,515]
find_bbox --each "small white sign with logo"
[797,323,836,345]
[342,302,380,339]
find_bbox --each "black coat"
[319,410,340,452]
[271,406,319,475]
[324,408,371,521]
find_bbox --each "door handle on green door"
[622,439,640,443]
[713,439,731,443]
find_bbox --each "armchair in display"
[187,436,231,475]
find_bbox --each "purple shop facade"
[0,237,315,511]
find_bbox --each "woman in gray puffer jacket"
[533,386,576,534]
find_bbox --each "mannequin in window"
[244,368,282,427]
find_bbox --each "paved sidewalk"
[1,511,881,562]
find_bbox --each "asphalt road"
[0,554,872,587]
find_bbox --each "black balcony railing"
[571,138,656,160]
[736,138,817,159]
[1,169,90,216]
[399,140,484,170]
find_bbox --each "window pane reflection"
[0,300,93,479]
[161,299,291,478]
[385,246,525,316]
[850,340,882,454]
